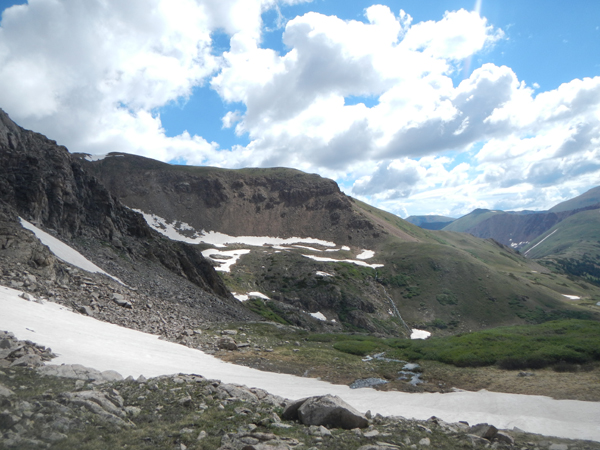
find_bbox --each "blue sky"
[160,0,600,152]
[0,0,599,218]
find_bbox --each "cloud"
[378,64,518,158]
[0,0,309,162]
[401,8,503,60]
[1,1,598,218]
[353,159,422,197]
[212,6,505,174]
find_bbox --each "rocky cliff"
[0,109,256,333]
[77,152,416,249]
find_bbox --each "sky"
[0,0,598,218]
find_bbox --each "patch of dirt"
[420,362,600,401]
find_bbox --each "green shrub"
[333,340,380,356]
[380,274,410,287]
[386,319,600,369]
[245,299,289,325]
[428,319,448,329]
[404,286,421,298]
[436,289,458,305]
[306,333,337,343]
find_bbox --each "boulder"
[218,383,259,403]
[548,444,568,450]
[112,294,133,309]
[77,305,95,316]
[468,423,498,440]
[281,397,308,421]
[38,363,123,382]
[10,354,43,367]
[495,431,514,445]
[0,383,14,397]
[283,395,368,429]
[217,337,238,351]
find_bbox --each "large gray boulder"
[282,394,368,429]
[468,423,498,440]
[0,383,14,397]
[37,364,123,383]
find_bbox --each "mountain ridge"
[1,108,598,339]
[76,149,599,335]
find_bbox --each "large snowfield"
[4,220,600,442]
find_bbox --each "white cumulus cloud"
[0,1,598,217]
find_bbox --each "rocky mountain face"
[77,152,415,249]
[73,149,600,336]
[0,109,257,337]
[1,108,597,338]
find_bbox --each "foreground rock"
[38,364,123,383]
[283,394,369,429]
[0,330,56,369]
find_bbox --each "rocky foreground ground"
[1,331,599,450]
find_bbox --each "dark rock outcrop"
[0,108,256,327]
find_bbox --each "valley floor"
[214,345,600,402]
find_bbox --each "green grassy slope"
[442,209,504,232]
[351,198,437,244]
[521,209,600,287]
[522,209,600,260]
[221,201,600,336]
[549,186,600,213]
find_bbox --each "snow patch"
[511,241,529,248]
[84,153,108,161]
[292,245,322,252]
[19,218,125,285]
[410,329,431,340]
[309,311,327,321]
[524,229,558,256]
[356,250,375,260]
[232,291,270,302]
[1,286,600,442]
[134,209,336,248]
[132,209,383,271]
[316,271,333,277]
[303,254,384,269]
[562,295,581,300]
[201,249,251,272]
